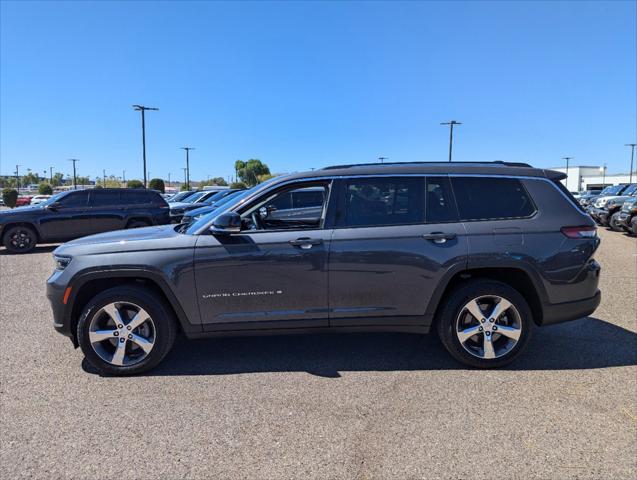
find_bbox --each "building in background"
[550,166,636,192]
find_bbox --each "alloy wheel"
[10,230,33,250]
[88,302,156,367]
[455,295,522,360]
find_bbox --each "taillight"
[561,226,597,238]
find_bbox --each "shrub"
[2,188,18,208]
[38,183,53,195]
[127,180,145,189]
[229,181,247,189]
[148,178,165,193]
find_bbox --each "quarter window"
[343,177,424,227]
[126,191,153,205]
[451,177,535,221]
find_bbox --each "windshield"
[182,191,208,203]
[184,177,281,234]
[602,185,624,196]
[38,191,71,207]
[201,190,233,205]
[168,191,195,203]
[622,184,637,196]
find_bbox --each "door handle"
[422,232,456,244]
[289,237,323,249]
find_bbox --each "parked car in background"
[30,195,52,205]
[589,184,635,226]
[0,188,170,253]
[595,184,637,230]
[15,196,33,207]
[616,197,637,234]
[47,161,601,375]
[167,190,198,203]
[579,186,620,208]
[181,189,249,224]
[573,189,601,200]
[169,189,242,222]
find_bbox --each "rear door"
[328,176,467,326]
[88,190,125,233]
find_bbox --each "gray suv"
[47,162,601,375]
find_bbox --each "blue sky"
[1,0,636,182]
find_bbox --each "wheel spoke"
[111,341,127,366]
[464,299,484,321]
[130,334,154,354]
[89,330,116,344]
[482,334,496,359]
[102,304,124,327]
[495,325,521,341]
[457,325,482,344]
[487,298,512,322]
[127,308,150,330]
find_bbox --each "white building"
[549,166,637,192]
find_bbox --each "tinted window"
[451,177,535,220]
[58,191,89,207]
[90,190,120,207]
[124,190,153,205]
[293,190,324,208]
[343,177,424,227]
[426,177,458,223]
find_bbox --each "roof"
[281,161,565,181]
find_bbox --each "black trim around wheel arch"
[65,267,200,337]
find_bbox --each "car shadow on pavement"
[0,244,58,255]
[82,316,637,377]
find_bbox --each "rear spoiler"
[543,169,567,181]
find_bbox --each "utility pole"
[182,167,188,188]
[168,172,171,187]
[600,163,606,186]
[625,144,636,183]
[15,165,21,191]
[378,156,388,164]
[132,104,159,188]
[180,147,194,190]
[562,157,573,188]
[440,120,462,162]
[49,166,53,184]
[122,170,126,184]
[103,169,106,186]
[68,159,79,190]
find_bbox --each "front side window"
[241,183,329,231]
[451,177,535,221]
[58,191,89,207]
[342,177,424,227]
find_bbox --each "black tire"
[631,217,637,235]
[436,280,533,368]
[608,212,623,232]
[77,285,177,376]
[2,225,37,253]
[126,219,150,229]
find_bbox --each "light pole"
[49,166,53,184]
[182,167,188,189]
[68,159,79,189]
[123,170,126,184]
[15,165,21,191]
[625,144,636,183]
[168,172,171,187]
[132,104,159,187]
[180,147,194,190]
[441,120,461,162]
[600,164,606,187]
[562,157,573,189]
[378,156,388,164]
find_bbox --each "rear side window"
[426,177,458,223]
[343,177,424,227]
[451,177,535,221]
[90,190,121,207]
[125,190,153,205]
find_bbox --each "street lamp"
[180,147,194,190]
[562,157,573,189]
[599,164,606,186]
[378,156,388,164]
[440,120,461,162]
[132,104,159,187]
[68,159,79,190]
[625,144,636,184]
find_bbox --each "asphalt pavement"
[1,228,636,479]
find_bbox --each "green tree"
[2,188,18,208]
[127,179,145,189]
[22,169,40,187]
[51,172,64,187]
[200,177,227,187]
[235,159,270,187]
[148,178,165,193]
[38,183,53,195]
[229,181,247,190]
[180,183,190,191]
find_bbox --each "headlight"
[608,200,616,207]
[54,255,72,271]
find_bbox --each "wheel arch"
[1,221,42,243]
[67,268,198,347]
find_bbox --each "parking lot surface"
[1,228,636,479]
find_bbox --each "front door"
[194,181,334,329]
[39,190,93,241]
[328,176,468,325]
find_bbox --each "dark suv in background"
[1,188,169,253]
[47,162,601,375]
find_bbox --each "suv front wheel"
[77,285,177,375]
[437,280,532,368]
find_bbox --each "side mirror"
[210,212,241,235]
[47,201,62,211]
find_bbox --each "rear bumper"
[540,290,601,326]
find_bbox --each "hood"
[54,224,194,256]
[0,205,45,217]
[184,205,216,217]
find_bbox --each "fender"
[66,266,201,336]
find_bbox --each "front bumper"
[46,270,76,345]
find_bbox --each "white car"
[30,195,51,205]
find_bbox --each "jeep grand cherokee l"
[1,188,169,253]
[47,162,601,375]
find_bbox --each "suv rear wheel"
[437,280,532,368]
[2,225,37,253]
[77,285,177,375]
